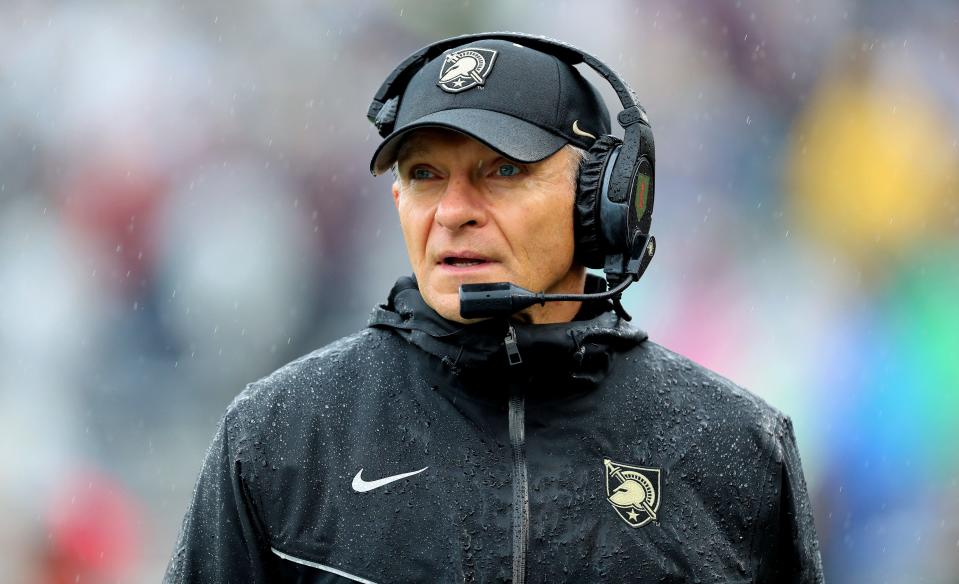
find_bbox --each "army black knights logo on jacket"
[165,275,824,583]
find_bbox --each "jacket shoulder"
[212,328,400,474]
[222,328,398,431]
[632,339,788,434]
[626,341,822,579]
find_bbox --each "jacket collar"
[367,275,647,388]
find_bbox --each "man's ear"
[391,181,400,209]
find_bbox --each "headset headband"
[367,32,651,135]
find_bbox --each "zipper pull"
[505,323,523,366]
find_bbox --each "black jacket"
[165,275,823,583]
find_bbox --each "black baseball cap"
[370,38,611,175]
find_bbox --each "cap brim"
[370,109,569,176]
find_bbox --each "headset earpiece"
[575,135,622,268]
[574,117,655,271]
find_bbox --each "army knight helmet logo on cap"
[604,458,661,528]
[437,47,498,93]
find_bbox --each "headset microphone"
[459,234,656,321]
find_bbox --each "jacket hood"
[367,275,647,387]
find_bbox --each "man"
[166,33,823,583]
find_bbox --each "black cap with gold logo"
[369,38,611,175]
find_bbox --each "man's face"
[391,128,585,324]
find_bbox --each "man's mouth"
[438,251,494,269]
[443,257,488,267]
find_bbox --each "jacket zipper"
[508,387,528,584]
[505,323,528,583]
[505,324,523,366]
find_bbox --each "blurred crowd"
[1,1,956,581]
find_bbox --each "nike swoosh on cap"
[572,119,596,139]
[351,467,429,493]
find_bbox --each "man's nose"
[434,174,487,231]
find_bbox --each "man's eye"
[496,163,521,177]
[411,167,434,180]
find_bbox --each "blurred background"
[1,0,956,581]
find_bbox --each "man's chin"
[420,271,519,323]
[421,288,480,324]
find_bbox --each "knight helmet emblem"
[437,48,498,93]
[604,458,661,528]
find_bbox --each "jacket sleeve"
[164,398,272,583]
[758,415,824,583]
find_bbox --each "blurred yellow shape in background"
[786,49,957,268]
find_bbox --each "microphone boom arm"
[458,234,656,321]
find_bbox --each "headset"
[368,32,657,321]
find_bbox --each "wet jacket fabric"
[165,275,824,583]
